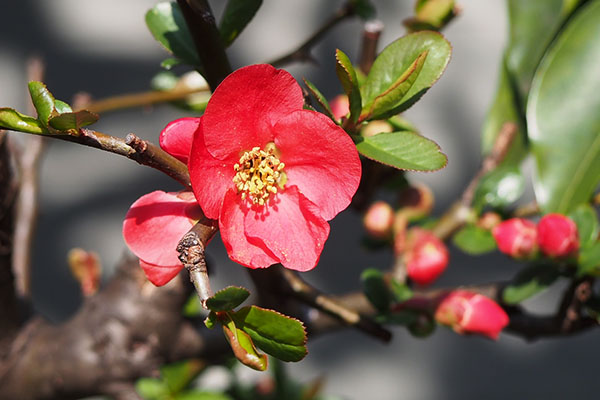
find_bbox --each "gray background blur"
[1,1,598,399]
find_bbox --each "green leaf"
[527,1,600,214]
[349,0,376,20]
[569,204,599,249]
[48,110,99,132]
[0,108,46,134]
[472,166,525,211]
[389,279,414,303]
[231,306,307,362]
[360,51,428,121]
[387,115,418,133]
[146,2,202,67]
[355,131,447,171]
[335,49,361,123]
[162,360,205,395]
[219,0,262,47]
[136,378,169,400]
[204,311,217,329]
[175,391,233,400]
[360,31,451,117]
[222,318,268,371]
[54,99,72,114]
[452,225,497,255]
[161,57,181,70]
[502,264,560,305]
[577,241,600,277]
[28,81,56,126]
[205,286,250,312]
[360,268,391,312]
[303,79,336,121]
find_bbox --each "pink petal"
[244,186,330,272]
[202,64,304,160]
[139,260,183,286]
[219,189,280,269]
[123,191,199,283]
[159,117,199,164]
[273,110,361,221]
[189,119,237,219]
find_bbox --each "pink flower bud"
[403,228,449,286]
[477,211,501,231]
[492,218,537,258]
[363,201,395,239]
[434,290,509,340]
[68,248,101,296]
[329,94,350,121]
[537,213,579,257]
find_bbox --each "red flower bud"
[537,213,579,257]
[434,290,509,340]
[492,218,537,258]
[329,94,350,121]
[363,201,395,239]
[403,228,449,286]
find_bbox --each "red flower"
[537,213,579,257]
[434,290,509,340]
[403,228,448,286]
[492,218,537,259]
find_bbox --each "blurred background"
[1,0,598,398]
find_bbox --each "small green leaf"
[204,311,217,329]
[452,225,497,255]
[146,2,202,67]
[577,241,600,277]
[28,81,56,126]
[219,0,263,47]
[205,286,250,312]
[303,79,336,121]
[231,306,307,362]
[222,317,268,371]
[360,268,391,312]
[349,0,376,20]
[472,166,525,211]
[161,57,181,70]
[355,131,447,171]
[360,51,428,121]
[335,49,361,123]
[569,204,599,249]
[175,391,233,400]
[387,115,418,133]
[162,360,204,395]
[0,108,46,134]
[136,378,169,400]
[54,99,72,114]
[389,279,414,303]
[48,110,99,132]
[361,31,451,116]
[502,264,560,305]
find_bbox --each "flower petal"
[273,110,361,221]
[139,260,183,286]
[123,190,199,284]
[244,186,330,272]
[202,64,304,160]
[189,119,236,219]
[159,117,199,164]
[219,189,280,269]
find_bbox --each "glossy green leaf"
[146,2,201,67]
[48,110,99,132]
[389,279,414,303]
[355,131,447,171]
[452,225,497,255]
[335,49,361,123]
[303,78,336,121]
[502,264,560,305]
[361,31,451,117]
[361,268,391,312]
[0,108,45,134]
[222,318,268,371]
[405,0,457,32]
[136,378,169,400]
[219,0,262,47]
[577,242,600,277]
[387,115,418,133]
[232,306,307,362]
[569,204,599,248]
[205,286,250,312]
[28,81,56,126]
[527,1,600,214]
[175,391,233,400]
[162,360,204,395]
[54,100,72,114]
[472,166,524,211]
[204,311,217,329]
[360,51,428,121]
[349,0,376,20]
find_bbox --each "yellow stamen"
[233,143,286,205]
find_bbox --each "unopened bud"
[537,213,579,257]
[68,248,102,296]
[403,228,448,286]
[397,183,434,222]
[363,201,395,239]
[330,94,350,121]
[477,211,502,231]
[434,290,509,340]
[492,218,537,259]
[360,120,394,138]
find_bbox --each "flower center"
[233,143,286,206]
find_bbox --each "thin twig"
[269,2,356,67]
[358,20,383,74]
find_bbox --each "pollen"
[233,143,286,206]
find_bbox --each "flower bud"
[397,183,434,222]
[477,211,502,231]
[329,94,350,121]
[434,290,509,340]
[537,213,579,257]
[68,248,102,296]
[363,201,395,239]
[492,218,537,259]
[403,228,449,286]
